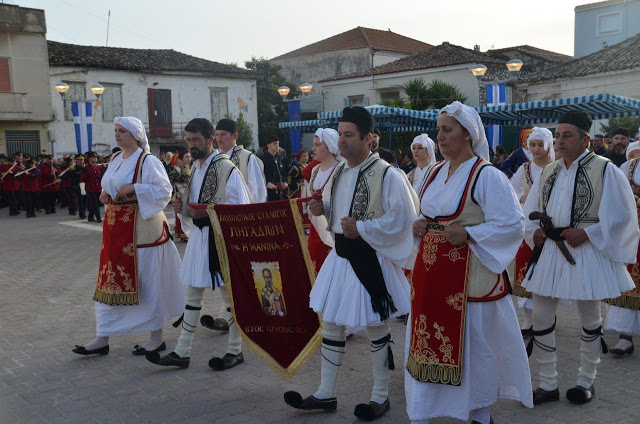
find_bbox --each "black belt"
[526,227,569,280]
[334,234,397,321]
[193,216,221,287]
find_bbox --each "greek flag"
[485,84,506,148]
[72,101,93,154]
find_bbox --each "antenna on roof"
[105,10,111,47]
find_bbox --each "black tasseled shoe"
[354,399,390,421]
[566,385,595,404]
[533,387,560,405]
[146,351,190,369]
[283,391,337,411]
[208,352,243,370]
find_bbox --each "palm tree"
[424,80,467,109]
[399,78,467,110]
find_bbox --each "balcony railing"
[0,92,28,114]
[143,122,190,141]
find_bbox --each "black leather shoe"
[209,352,244,370]
[200,314,229,332]
[88,217,95,222]
[146,351,190,369]
[521,326,534,337]
[72,345,109,356]
[610,335,634,356]
[132,342,166,356]
[283,391,337,411]
[354,399,390,421]
[566,385,595,404]
[533,387,560,405]
[96,217,101,223]
[472,417,494,424]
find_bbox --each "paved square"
[1,208,640,423]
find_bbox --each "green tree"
[244,57,298,147]
[599,117,640,138]
[423,80,467,110]
[225,112,253,147]
[402,79,429,110]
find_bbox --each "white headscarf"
[439,101,489,161]
[527,127,555,161]
[411,134,436,165]
[627,140,640,160]
[114,117,150,153]
[314,128,342,160]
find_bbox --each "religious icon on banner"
[252,261,287,317]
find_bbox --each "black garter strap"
[172,305,202,328]
[582,325,608,354]
[371,334,395,370]
[526,317,557,357]
[321,338,346,367]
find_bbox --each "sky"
[10,0,588,66]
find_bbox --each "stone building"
[0,4,52,156]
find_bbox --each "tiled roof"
[319,42,569,83]
[319,42,503,82]
[527,32,640,82]
[271,27,432,60]
[487,45,572,62]
[48,41,257,78]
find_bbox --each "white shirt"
[224,145,266,203]
[101,148,171,220]
[510,161,544,202]
[411,165,429,195]
[322,155,419,266]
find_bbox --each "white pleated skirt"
[522,240,634,300]
[309,249,411,327]
[605,304,640,335]
[179,225,223,288]
[95,241,185,337]
[404,296,533,421]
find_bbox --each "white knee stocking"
[532,295,559,391]
[174,286,205,358]
[218,286,233,323]
[314,321,346,400]
[367,321,393,404]
[577,300,603,389]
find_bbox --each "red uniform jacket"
[20,169,40,192]
[38,163,60,192]
[80,164,103,193]
[0,164,19,191]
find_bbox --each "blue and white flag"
[72,101,93,154]
[485,84,506,148]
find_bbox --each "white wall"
[574,0,640,58]
[48,67,258,155]
[319,65,481,112]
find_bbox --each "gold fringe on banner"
[92,289,139,306]
[406,354,462,386]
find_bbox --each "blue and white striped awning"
[278,119,329,131]
[316,105,439,131]
[476,93,640,126]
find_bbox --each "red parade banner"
[192,199,321,377]
[513,241,533,299]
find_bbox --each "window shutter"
[0,58,10,92]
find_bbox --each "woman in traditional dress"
[287,149,309,196]
[406,102,532,424]
[72,117,185,356]
[406,134,437,196]
[605,140,640,356]
[304,128,341,274]
[509,127,555,335]
[169,150,191,242]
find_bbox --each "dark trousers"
[74,187,86,217]
[59,187,67,208]
[42,191,57,212]
[24,191,39,216]
[267,188,285,202]
[65,187,77,213]
[7,190,19,214]
[86,192,101,220]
